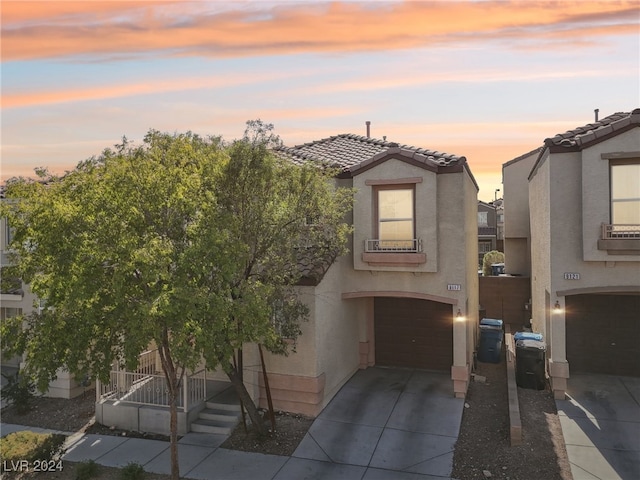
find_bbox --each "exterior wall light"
[455,309,465,321]
[553,300,562,314]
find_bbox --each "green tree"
[0,123,352,480]
[482,250,505,276]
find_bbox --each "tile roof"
[544,108,640,151]
[275,133,466,173]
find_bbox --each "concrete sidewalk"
[555,374,640,480]
[1,422,458,479]
[1,368,462,479]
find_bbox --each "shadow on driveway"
[556,374,640,480]
[291,367,464,479]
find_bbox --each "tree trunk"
[168,387,180,480]
[222,360,267,436]
[258,344,276,431]
[157,337,181,480]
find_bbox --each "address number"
[564,273,580,280]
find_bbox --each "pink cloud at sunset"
[2,1,637,61]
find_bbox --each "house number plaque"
[447,284,461,291]
[564,273,580,280]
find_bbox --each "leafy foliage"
[482,250,505,276]
[120,462,145,480]
[75,460,100,480]
[0,370,36,414]
[0,121,353,478]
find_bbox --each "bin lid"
[516,339,546,350]
[514,331,543,342]
[480,318,503,327]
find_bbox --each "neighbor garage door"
[566,294,640,377]
[374,297,453,371]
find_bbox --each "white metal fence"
[96,350,208,412]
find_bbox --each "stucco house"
[502,109,640,399]
[254,133,480,417]
[3,133,480,433]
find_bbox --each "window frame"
[373,184,416,250]
[610,159,640,227]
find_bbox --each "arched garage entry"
[565,293,640,377]
[374,297,453,371]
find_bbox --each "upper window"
[611,162,640,225]
[375,186,415,250]
[478,211,488,227]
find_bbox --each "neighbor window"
[478,211,488,227]
[611,162,640,225]
[375,186,414,249]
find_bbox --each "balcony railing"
[602,224,640,239]
[365,238,422,253]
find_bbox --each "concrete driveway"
[291,367,464,479]
[555,374,640,480]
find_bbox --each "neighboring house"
[502,110,640,400]
[478,201,497,265]
[0,195,86,399]
[258,133,480,416]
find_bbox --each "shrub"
[0,430,66,467]
[482,250,505,276]
[0,370,36,414]
[120,462,145,480]
[75,459,99,480]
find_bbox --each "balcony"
[598,224,640,255]
[362,238,426,266]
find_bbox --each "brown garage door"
[374,297,453,371]
[566,294,640,377]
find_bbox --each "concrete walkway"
[556,374,640,480]
[1,367,463,479]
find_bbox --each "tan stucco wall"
[503,151,537,275]
[529,150,552,343]
[352,158,438,272]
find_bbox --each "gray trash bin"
[515,339,546,390]
[478,318,503,363]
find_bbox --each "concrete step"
[198,408,242,423]
[190,418,236,435]
[205,401,241,412]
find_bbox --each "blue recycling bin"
[514,331,543,342]
[478,318,503,363]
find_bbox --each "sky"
[1,0,638,202]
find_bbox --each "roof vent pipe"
[366,121,371,138]
[594,108,599,122]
